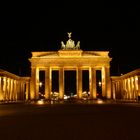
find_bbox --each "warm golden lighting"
[98,81,102,86]
[39,82,43,87]
[0,69,30,102]
[97,99,103,104]
[135,76,138,90]
[3,77,6,81]
[135,76,138,81]
[1,33,140,103]
[37,99,44,105]
[29,33,112,100]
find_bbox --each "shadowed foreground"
[0,102,140,140]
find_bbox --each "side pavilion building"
[29,33,112,100]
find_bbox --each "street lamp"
[98,81,102,87]
[39,82,43,87]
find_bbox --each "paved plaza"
[0,101,140,140]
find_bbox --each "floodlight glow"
[98,81,102,86]
[97,99,103,104]
[64,95,68,99]
[39,82,43,87]
[37,100,44,105]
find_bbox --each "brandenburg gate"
[29,33,112,100]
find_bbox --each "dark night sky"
[0,2,140,77]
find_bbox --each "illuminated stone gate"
[29,33,112,100]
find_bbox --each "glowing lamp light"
[64,95,68,99]
[39,82,43,87]
[98,81,102,86]
[97,99,103,104]
[37,99,44,105]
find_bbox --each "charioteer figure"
[61,32,80,50]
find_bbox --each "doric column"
[128,78,131,99]
[26,81,30,100]
[15,81,18,100]
[20,82,25,101]
[124,79,127,99]
[30,67,35,100]
[130,77,134,100]
[118,81,121,99]
[77,67,82,99]
[3,77,7,101]
[16,81,20,100]
[7,78,10,100]
[123,79,126,99]
[120,80,124,99]
[106,67,111,99]
[112,82,116,100]
[36,68,39,100]
[23,83,26,100]
[0,77,3,101]
[10,79,13,101]
[102,66,111,99]
[129,78,132,99]
[30,67,39,100]
[23,83,25,100]
[126,79,129,99]
[5,78,9,100]
[133,77,136,99]
[102,67,106,97]
[115,82,118,99]
[89,67,96,99]
[59,67,64,99]
[20,81,23,100]
[45,68,51,99]
[13,80,17,101]
[137,76,140,97]
[9,79,11,100]
[132,77,135,99]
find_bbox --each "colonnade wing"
[0,69,30,101]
